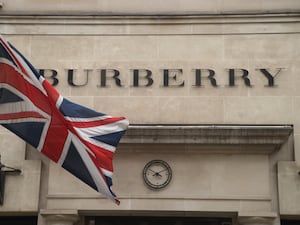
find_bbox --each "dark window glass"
[86,216,232,225]
[0,216,37,225]
[281,220,300,225]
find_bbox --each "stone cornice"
[121,125,292,150]
[0,13,299,35]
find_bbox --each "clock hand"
[148,168,157,174]
[149,168,163,177]
[157,168,167,174]
[154,173,162,177]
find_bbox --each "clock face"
[143,160,172,189]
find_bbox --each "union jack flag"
[0,35,129,204]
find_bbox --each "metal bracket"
[0,156,21,205]
[0,163,22,174]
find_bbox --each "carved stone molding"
[238,212,277,225]
[0,13,299,35]
[238,216,276,225]
[122,125,292,151]
[40,209,79,225]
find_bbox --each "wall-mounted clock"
[143,160,172,189]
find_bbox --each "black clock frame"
[143,159,172,189]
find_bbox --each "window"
[86,216,232,225]
[281,220,300,225]
[0,216,37,225]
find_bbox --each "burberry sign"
[39,67,284,88]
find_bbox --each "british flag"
[0,35,129,204]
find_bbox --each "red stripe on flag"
[0,63,52,114]
[0,112,45,120]
[84,140,115,172]
[40,112,69,163]
[39,79,72,162]
[42,79,60,103]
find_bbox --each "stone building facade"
[0,1,300,225]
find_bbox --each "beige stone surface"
[0,135,41,213]
[0,133,26,162]
[8,31,296,128]
[0,160,41,213]
[223,97,294,124]
[40,209,79,225]
[293,98,300,135]
[115,151,270,199]
[47,162,97,196]
[277,161,300,215]
[0,10,299,220]
[224,35,298,60]
[47,145,271,213]
[294,134,300,162]
[0,0,299,14]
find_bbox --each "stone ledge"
[0,13,299,35]
[121,125,292,148]
[0,13,300,23]
[40,209,78,215]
